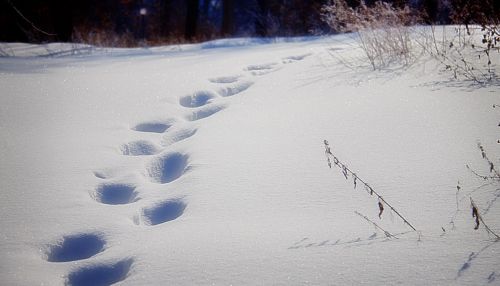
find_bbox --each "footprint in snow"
[245,62,277,71]
[185,103,226,121]
[134,198,186,226]
[281,53,312,64]
[92,182,140,205]
[216,80,254,97]
[144,152,189,184]
[66,258,134,286]
[208,75,241,84]
[244,62,280,76]
[131,119,175,133]
[179,90,218,108]
[120,140,160,156]
[45,233,106,262]
[161,127,197,147]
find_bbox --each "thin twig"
[466,164,498,180]
[6,0,57,37]
[324,140,417,232]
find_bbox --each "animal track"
[161,128,197,146]
[145,152,189,184]
[67,57,288,284]
[245,63,280,76]
[131,120,173,133]
[93,183,139,205]
[208,75,240,84]
[66,258,133,286]
[245,63,277,71]
[45,233,106,262]
[179,90,217,108]
[186,104,226,121]
[217,80,254,97]
[121,140,159,156]
[282,53,312,63]
[136,199,186,226]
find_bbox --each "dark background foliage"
[1,0,498,45]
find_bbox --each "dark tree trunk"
[185,0,199,40]
[221,0,234,36]
[202,0,210,17]
[255,0,268,37]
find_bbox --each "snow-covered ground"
[1,34,499,285]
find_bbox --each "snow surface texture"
[0,34,499,285]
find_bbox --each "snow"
[0,33,499,285]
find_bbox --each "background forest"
[1,0,499,46]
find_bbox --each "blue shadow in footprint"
[132,122,172,133]
[66,258,133,286]
[94,183,139,205]
[142,199,186,226]
[46,233,105,262]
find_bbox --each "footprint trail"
[59,53,313,285]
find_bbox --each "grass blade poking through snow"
[323,140,417,232]
[455,142,500,239]
[470,197,500,240]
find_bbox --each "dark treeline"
[1,0,499,45]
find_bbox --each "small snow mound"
[217,81,254,97]
[45,233,106,262]
[179,90,217,108]
[121,140,159,156]
[66,258,133,286]
[208,75,241,84]
[131,121,173,133]
[93,183,139,205]
[145,152,189,184]
[186,104,226,121]
[161,128,197,146]
[137,199,187,226]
